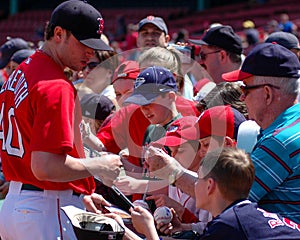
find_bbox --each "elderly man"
[146,42,300,223]
[223,42,300,222]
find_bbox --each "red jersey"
[0,51,95,194]
[97,95,200,167]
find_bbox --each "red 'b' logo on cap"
[97,17,104,35]
[147,15,155,21]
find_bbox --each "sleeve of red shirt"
[97,113,121,154]
[181,208,199,223]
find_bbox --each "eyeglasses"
[87,62,100,70]
[199,50,221,60]
[240,84,280,97]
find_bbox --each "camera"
[168,43,195,64]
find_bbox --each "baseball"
[153,206,173,225]
[133,200,150,211]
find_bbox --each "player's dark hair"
[44,21,71,40]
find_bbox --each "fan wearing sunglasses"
[76,48,119,101]
[189,25,243,84]
[222,42,300,223]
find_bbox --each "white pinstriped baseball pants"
[0,181,84,240]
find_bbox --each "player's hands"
[83,193,112,214]
[145,146,185,180]
[81,153,122,187]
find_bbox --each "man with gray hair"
[223,42,300,222]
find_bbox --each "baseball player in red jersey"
[0,1,122,239]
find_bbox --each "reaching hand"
[157,208,183,236]
[145,146,185,180]
[83,193,112,214]
[113,175,146,195]
[0,181,9,198]
[130,206,157,237]
[146,194,184,217]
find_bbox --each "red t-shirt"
[0,51,95,194]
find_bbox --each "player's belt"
[21,184,81,197]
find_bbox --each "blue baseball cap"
[222,42,300,82]
[138,15,168,35]
[11,49,35,64]
[0,38,30,69]
[80,93,115,121]
[265,32,300,50]
[124,66,178,106]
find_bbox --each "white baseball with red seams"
[133,200,150,211]
[153,206,173,225]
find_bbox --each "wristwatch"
[168,169,180,186]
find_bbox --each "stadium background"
[0,0,299,47]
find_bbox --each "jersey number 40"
[0,102,24,158]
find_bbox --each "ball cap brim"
[80,38,112,51]
[222,70,253,82]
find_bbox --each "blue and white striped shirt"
[249,103,300,223]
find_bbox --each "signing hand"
[82,153,122,187]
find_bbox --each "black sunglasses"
[240,83,280,96]
[199,50,221,60]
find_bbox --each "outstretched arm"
[146,146,198,198]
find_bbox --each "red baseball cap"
[154,116,199,147]
[154,106,246,147]
[112,60,140,84]
[221,70,252,82]
[197,105,246,140]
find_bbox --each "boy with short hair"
[124,65,181,146]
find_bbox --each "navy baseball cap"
[11,49,35,64]
[189,25,243,54]
[222,43,300,82]
[138,15,168,35]
[124,66,178,106]
[0,38,30,69]
[80,93,115,121]
[50,0,111,51]
[265,32,300,50]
